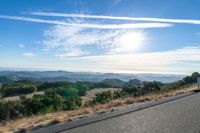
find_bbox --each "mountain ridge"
[0,70,185,83]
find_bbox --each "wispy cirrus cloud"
[15,46,200,74]
[62,46,200,74]
[2,12,200,74]
[41,22,200,73]
[0,14,173,58]
[18,44,25,48]
[22,52,36,57]
[31,12,200,25]
[42,25,148,57]
[0,15,172,29]
[43,25,117,56]
[78,46,200,63]
[55,49,86,57]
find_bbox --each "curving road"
[62,92,200,133]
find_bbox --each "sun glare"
[115,31,145,53]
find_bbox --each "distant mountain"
[0,76,19,83]
[125,79,142,87]
[0,70,185,83]
[101,78,125,88]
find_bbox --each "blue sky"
[0,0,200,74]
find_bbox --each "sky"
[0,0,200,74]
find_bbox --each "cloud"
[79,46,200,63]
[42,25,114,56]
[0,14,172,58]
[2,13,199,74]
[62,46,200,74]
[41,24,200,74]
[0,15,172,29]
[31,12,200,25]
[42,25,148,57]
[18,44,25,48]
[55,49,86,57]
[22,52,36,57]
[15,46,199,74]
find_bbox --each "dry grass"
[82,88,121,105]
[86,88,121,97]
[0,108,95,133]
[2,91,44,101]
[0,84,197,133]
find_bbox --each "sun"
[114,31,146,53]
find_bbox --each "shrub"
[37,81,71,91]
[93,91,113,104]
[1,83,36,97]
[45,87,78,98]
[113,90,128,99]
[0,100,25,120]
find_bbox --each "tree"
[183,72,200,84]
[37,81,71,91]
[1,83,36,97]
[94,91,112,104]
[45,87,78,98]
[113,90,127,99]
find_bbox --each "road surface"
[62,92,200,133]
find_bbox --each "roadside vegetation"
[0,80,113,120]
[0,72,199,132]
[90,72,199,105]
[0,80,37,97]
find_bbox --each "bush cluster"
[1,82,37,97]
[0,94,81,121]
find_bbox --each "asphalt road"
[62,92,200,133]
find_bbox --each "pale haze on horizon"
[0,0,200,75]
